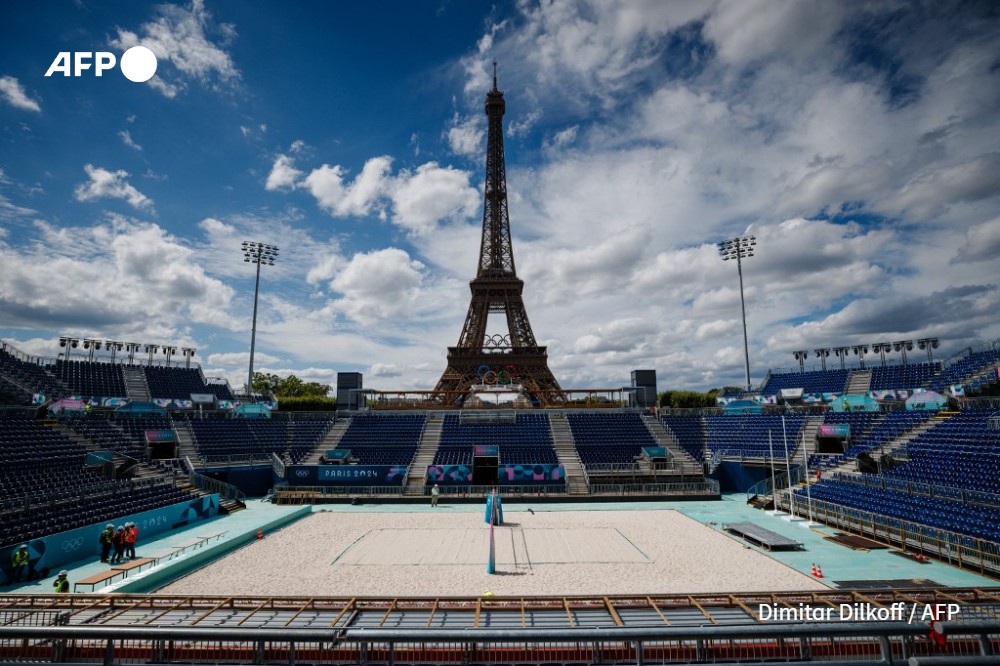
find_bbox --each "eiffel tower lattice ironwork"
[434,66,564,406]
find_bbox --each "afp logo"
[45,46,157,83]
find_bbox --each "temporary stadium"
[3,10,1000,663]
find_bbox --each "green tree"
[250,371,331,398]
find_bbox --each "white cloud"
[953,216,1000,264]
[110,0,239,98]
[0,194,36,221]
[326,248,426,326]
[446,113,484,157]
[118,130,142,151]
[389,163,479,235]
[0,75,41,112]
[302,156,393,218]
[74,165,154,211]
[265,154,303,191]
[0,216,235,337]
[508,110,542,137]
[207,351,281,367]
[704,0,846,66]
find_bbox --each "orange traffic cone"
[811,563,824,578]
[257,528,264,540]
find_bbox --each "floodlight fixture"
[105,340,123,363]
[82,339,102,362]
[124,342,141,365]
[792,350,808,373]
[892,340,913,366]
[917,337,940,364]
[717,235,756,390]
[851,344,869,369]
[242,241,280,399]
[871,342,892,367]
[814,348,831,372]
[58,336,80,361]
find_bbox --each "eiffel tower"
[434,65,564,406]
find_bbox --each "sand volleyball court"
[160,509,827,596]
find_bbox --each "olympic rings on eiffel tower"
[476,364,519,385]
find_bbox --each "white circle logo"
[120,46,158,83]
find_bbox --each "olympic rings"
[476,365,520,384]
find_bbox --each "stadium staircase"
[824,413,945,478]
[640,414,703,477]
[845,369,871,394]
[548,414,589,495]
[303,418,351,464]
[172,421,203,466]
[790,415,824,463]
[404,416,443,496]
[123,366,151,401]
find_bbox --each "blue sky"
[1,0,998,393]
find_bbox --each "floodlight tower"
[893,340,913,366]
[917,338,939,364]
[814,348,831,372]
[833,346,850,369]
[718,235,756,391]
[242,241,279,400]
[792,350,808,373]
[852,344,869,369]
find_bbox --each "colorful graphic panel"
[285,464,406,486]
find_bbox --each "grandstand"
[1,337,999,666]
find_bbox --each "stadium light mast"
[718,235,756,391]
[893,340,913,366]
[833,346,850,370]
[242,241,279,400]
[852,344,869,369]
[872,341,890,367]
[814,348,831,372]
[792,350,808,373]
[917,337,939,364]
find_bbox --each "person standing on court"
[53,570,69,593]
[431,483,440,507]
[98,524,114,563]
[124,522,137,560]
[110,526,126,564]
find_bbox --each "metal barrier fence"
[1,620,998,665]
[778,494,1000,577]
[589,480,719,496]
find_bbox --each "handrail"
[185,455,246,503]
[780,493,1000,575]
[746,464,803,503]
[271,452,285,479]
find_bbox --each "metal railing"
[1,619,998,665]
[271,452,285,479]
[746,464,804,503]
[778,494,1000,577]
[590,480,719,496]
[185,456,246,503]
[196,453,276,466]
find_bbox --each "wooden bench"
[73,570,124,593]
[111,557,157,577]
